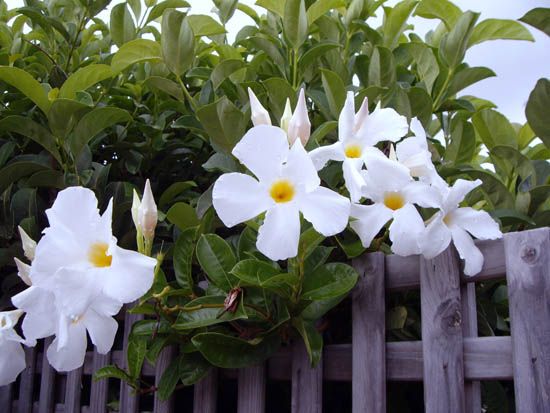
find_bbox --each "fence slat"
[352,252,385,413]
[0,384,13,413]
[237,364,266,413]
[193,369,217,413]
[153,346,176,413]
[119,310,143,413]
[461,282,481,412]
[64,367,83,413]
[420,245,465,413]
[89,351,110,413]
[38,337,55,413]
[17,346,36,413]
[504,228,550,412]
[291,340,322,413]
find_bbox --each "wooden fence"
[1,227,549,412]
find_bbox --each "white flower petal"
[357,106,408,146]
[14,258,32,286]
[450,225,484,276]
[449,207,502,240]
[308,142,345,171]
[232,125,288,182]
[256,204,300,260]
[389,203,425,256]
[338,92,356,142]
[47,321,88,372]
[419,212,452,259]
[343,158,366,203]
[363,155,412,193]
[299,187,350,236]
[350,203,393,248]
[287,89,311,145]
[52,268,101,317]
[402,181,441,208]
[213,173,271,227]
[138,179,157,239]
[353,97,369,132]
[0,340,26,386]
[283,139,320,192]
[12,286,56,344]
[0,309,23,330]
[18,226,36,261]
[443,179,482,212]
[248,87,272,126]
[83,310,118,354]
[409,117,428,149]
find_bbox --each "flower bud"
[354,97,369,133]
[248,87,271,126]
[389,144,397,162]
[14,258,32,286]
[280,98,293,133]
[138,179,158,241]
[18,226,36,261]
[287,88,311,145]
[131,189,141,229]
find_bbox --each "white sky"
[7,0,550,123]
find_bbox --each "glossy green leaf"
[284,0,308,49]
[162,10,195,76]
[93,365,135,384]
[196,234,238,291]
[58,64,114,100]
[468,19,534,48]
[145,76,184,100]
[320,69,346,119]
[446,66,496,97]
[173,227,197,294]
[202,152,239,173]
[301,263,358,300]
[187,15,226,37]
[47,99,91,139]
[440,11,479,68]
[445,117,476,164]
[166,202,200,230]
[158,181,197,208]
[383,0,418,49]
[0,161,49,194]
[368,46,396,87]
[306,0,345,26]
[173,295,247,329]
[472,109,517,149]
[256,0,286,17]
[111,39,162,73]
[414,0,461,29]
[146,0,191,24]
[298,42,340,71]
[461,168,514,209]
[526,78,550,148]
[157,357,180,401]
[110,3,136,46]
[0,66,50,114]
[520,7,550,37]
[126,336,147,379]
[407,43,439,93]
[293,317,323,366]
[211,59,246,89]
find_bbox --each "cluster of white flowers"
[0,185,157,385]
[213,89,502,273]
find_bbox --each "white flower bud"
[354,97,369,133]
[280,98,293,133]
[287,88,311,146]
[248,87,271,126]
[389,144,397,162]
[14,258,32,286]
[18,226,36,262]
[138,179,158,241]
[131,189,141,229]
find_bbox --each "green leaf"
[301,292,347,320]
[178,352,211,385]
[196,234,238,291]
[70,107,131,157]
[284,0,308,49]
[256,0,286,17]
[440,11,479,68]
[214,0,239,24]
[0,66,50,114]
[173,227,196,294]
[382,0,419,49]
[446,66,496,97]
[127,336,147,379]
[468,19,534,48]
[157,357,180,401]
[298,42,340,72]
[306,0,345,26]
[445,117,476,164]
[110,3,136,46]
[173,295,248,329]
[518,123,536,150]
[145,76,184,100]
[192,332,280,368]
[320,69,346,119]
[211,59,246,89]
[93,365,135,384]
[202,152,239,173]
[159,181,197,208]
[162,10,195,76]
[491,145,536,183]
[166,202,199,230]
[263,77,297,121]
[47,99,91,139]
[414,0,462,29]
[146,0,191,24]
[406,43,439,93]
[231,259,280,284]
[111,39,162,73]
[368,46,396,87]
[293,318,323,366]
[297,227,325,261]
[58,64,114,100]
[0,116,61,163]
[472,109,517,149]
[0,161,49,194]
[387,306,408,329]
[526,78,550,148]
[460,168,514,209]
[520,7,550,37]
[301,263,358,300]
[187,15,227,37]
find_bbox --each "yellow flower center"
[88,242,112,267]
[443,213,453,226]
[0,318,5,328]
[383,192,405,211]
[345,144,362,158]
[269,180,295,203]
[70,315,83,324]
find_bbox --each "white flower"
[138,179,158,242]
[419,179,502,276]
[309,92,409,202]
[14,257,32,286]
[280,98,292,133]
[29,186,156,304]
[287,89,311,146]
[18,226,36,261]
[350,155,439,256]
[247,87,272,126]
[131,188,141,229]
[212,125,350,261]
[0,310,26,385]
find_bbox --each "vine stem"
[176,75,198,111]
[65,8,88,72]
[433,67,454,111]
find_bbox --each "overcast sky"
[8,0,550,123]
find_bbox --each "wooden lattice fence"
[1,227,549,412]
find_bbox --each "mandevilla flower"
[309,92,409,202]
[138,179,158,244]
[213,125,350,260]
[0,310,26,386]
[286,88,311,146]
[419,179,502,275]
[350,155,439,256]
[18,225,36,261]
[248,87,271,126]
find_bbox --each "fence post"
[89,351,110,413]
[153,346,176,413]
[504,228,550,412]
[352,252,385,413]
[17,346,36,413]
[461,282,481,412]
[237,364,266,413]
[420,245,465,413]
[193,369,218,413]
[0,384,12,413]
[64,366,83,413]
[291,340,322,413]
[38,337,56,413]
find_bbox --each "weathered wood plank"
[0,384,13,413]
[461,282,481,412]
[119,309,142,413]
[193,369,217,413]
[153,346,176,413]
[18,346,36,413]
[64,367,83,413]
[291,340,322,413]
[89,351,110,413]
[504,228,550,412]
[237,364,266,413]
[38,337,56,413]
[352,252,385,413]
[420,245,465,413]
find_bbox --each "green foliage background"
[1,0,549,409]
